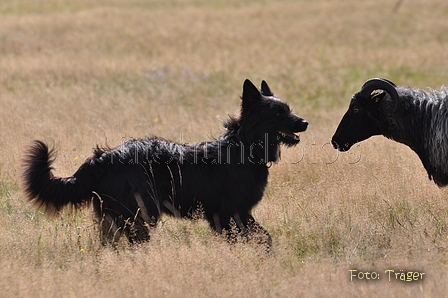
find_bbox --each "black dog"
[22,79,308,249]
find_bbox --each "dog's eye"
[276,107,289,117]
[276,110,284,117]
[353,107,359,113]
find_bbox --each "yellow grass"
[1,0,448,296]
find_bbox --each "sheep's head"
[331,78,399,151]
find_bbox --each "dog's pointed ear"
[241,79,261,111]
[261,80,273,96]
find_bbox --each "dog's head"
[225,79,308,162]
[238,79,308,146]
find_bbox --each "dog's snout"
[291,118,308,133]
[301,119,309,130]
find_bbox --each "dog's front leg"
[212,212,272,252]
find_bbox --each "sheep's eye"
[353,108,359,113]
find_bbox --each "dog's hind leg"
[124,192,160,244]
[92,193,124,245]
[101,213,124,245]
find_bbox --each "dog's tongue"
[289,133,300,141]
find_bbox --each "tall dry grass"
[1,0,448,296]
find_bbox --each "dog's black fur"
[22,79,308,249]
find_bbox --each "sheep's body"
[388,87,448,185]
[332,78,448,186]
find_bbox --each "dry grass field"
[1,0,448,296]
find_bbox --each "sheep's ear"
[241,79,261,112]
[371,91,387,103]
[261,80,273,96]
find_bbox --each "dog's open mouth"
[277,131,301,145]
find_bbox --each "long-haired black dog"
[22,79,308,249]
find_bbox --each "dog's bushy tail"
[22,140,102,215]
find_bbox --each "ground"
[1,0,448,296]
